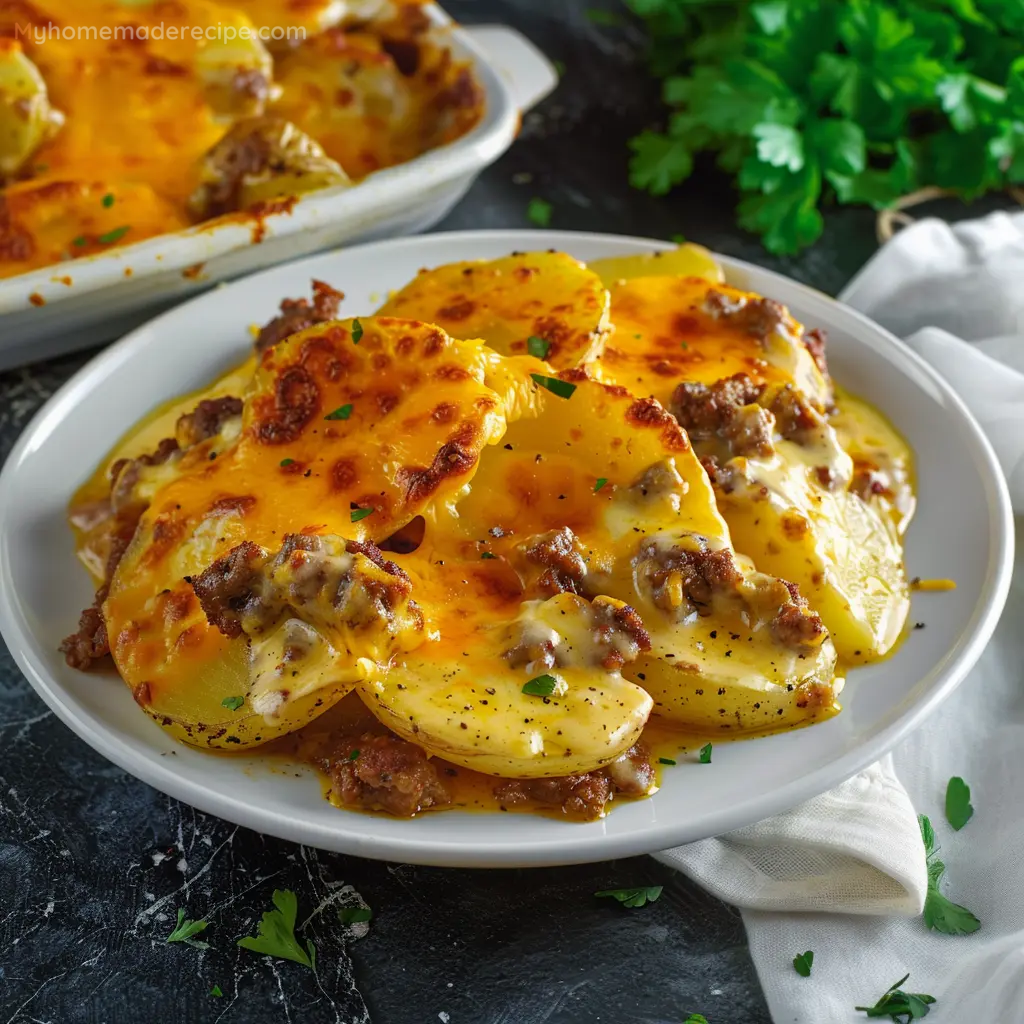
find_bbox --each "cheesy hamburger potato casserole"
[0,0,482,278]
[63,245,915,820]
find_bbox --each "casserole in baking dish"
[0,4,554,367]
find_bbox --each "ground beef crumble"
[494,744,653,821]
[324,733,449,817]
[254,280,344,353]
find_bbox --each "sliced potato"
[102,318,509,747]
[595,275,829,407]
[359,592,653,777]
[0,40,63,177]
[629,622,840,732]
[588,243,723,288]
[0,178,188,277]
[378,251,611,369]
[715,444,909,661]
[442,375,840,731]
[191,10,278,120]
[189,117,351,218]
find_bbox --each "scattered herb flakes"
[221,695,245,712]
[348,749,360,761]
[522,673,558,697]
[594,477,608,492]
[698,743,712,764]
[97,225,130,245]
[527,335,551,359]
[683,1016,709,1024]
[945,776,974,831]
[658,756,677,765]
[325,403,353,421]
[350,507,374,523]
[530,373,576,399]
[101,193,115,208]
[237,889,316,969]
[855,973,936,1021]
[279,458,295,467]
[553,59,566,77]
[793,950,814,977]
[338,906,373,925]
[670,233,686,244]
[919,814,980,935]
[72,235,88,247]
[351,319,364,344]
[480,551,497,560]
[210,985,223,998]
[166,908,210,949]
[526,197,552,227]
[595,885,663,908]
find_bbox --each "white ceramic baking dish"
[0,13,555,370]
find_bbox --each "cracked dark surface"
[1,1,1012,1020]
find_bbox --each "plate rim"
[0,228,1014,867]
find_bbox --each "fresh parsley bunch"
[626,0,1024,253]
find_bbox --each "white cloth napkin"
[656,210,1024,1021]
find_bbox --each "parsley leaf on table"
[626,0,1024,253]
[793,949,814,976]
[698,743,713,764]
[919,814,980,935]
[683,1016,709,1024]
[595,885,664,908]
[166,908,210,949]
[945,776,974,830]
[855,972,936,1020]
[237,889,316,969]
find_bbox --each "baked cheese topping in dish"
[64,245,917,821]
[0,0,482,279]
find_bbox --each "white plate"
[0,230,1013,867]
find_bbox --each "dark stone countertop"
[0,2,1009,1021]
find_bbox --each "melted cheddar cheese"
[65,245,916,820]
[0,0,481,278]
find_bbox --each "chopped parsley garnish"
[683,1017,709,1024]
[530,373,576,399]
[101,193,115,208]
[595,885,663,908]
[593,477,608,492]
[945,776,973,831]
[526,197,552,227]
[72,235,88,247]
[280,458,295,467]
[793,950,814,977]
[350,507,374,523]
[166,908,210,949]
[670,233,686,244]
[348,749,360,761]
[338,906,373,925]
[351,319,363,344]
[920,814,980,935]
[325,403,353,421]
[527,335,551,359]
[522,673,558,697]
[855,973,936,1021]
[210,985,223,997]
[97,225,130,245]
[237,889,315,969]
[658,757,676,766]
[698,743,712,764]
[480,551,496,559]
[221,696,244,712]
